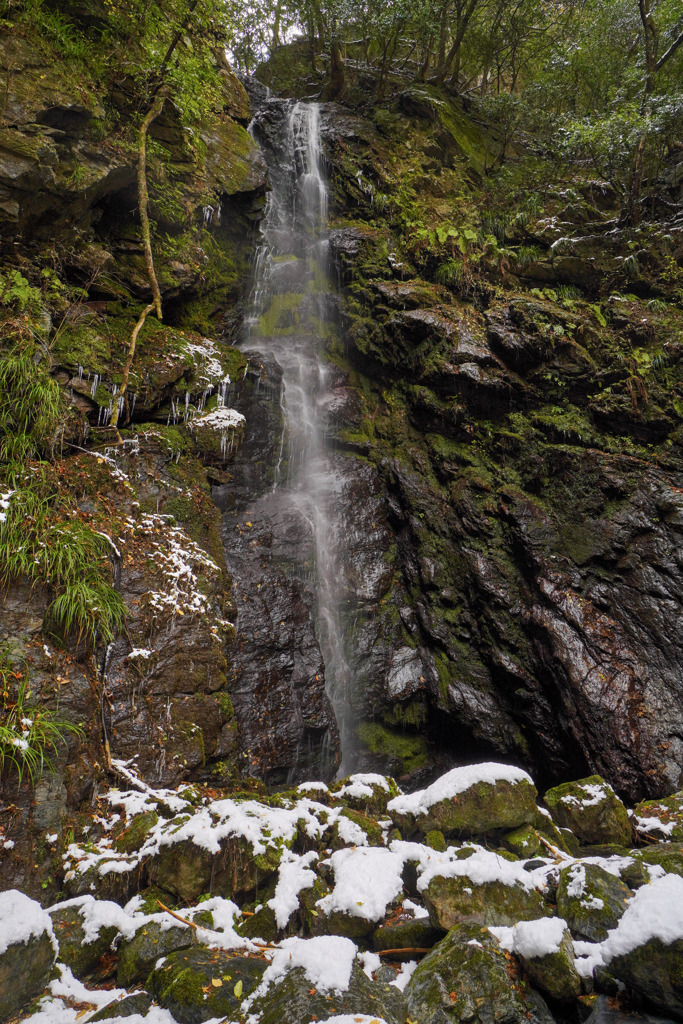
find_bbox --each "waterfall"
[241,100,354,776]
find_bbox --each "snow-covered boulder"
[387,762,539,838]
[556,862,632,942]
[603,874,683,1019]
[543,776,631,847]
[405,921,554,1024]
[509,918,582,1002]
[248,936,407,1024]
[419,846,550,930]
[332,773,400,816]
[0,890,57,1020]
[314,847,405,938]
[49,895,134,981]
[634,791,683,842]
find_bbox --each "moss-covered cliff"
[305,85,683,800]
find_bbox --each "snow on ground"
[26,965,184,1024]
[268,849,319,929]
[317,847,406,922]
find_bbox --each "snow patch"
[0,889,57,955]
[388,762,532,817]
[512,917,568,959]
[267,850,319,929]
[317,847,405,922]
[252,935,358,998]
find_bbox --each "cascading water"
[221,99,358,780]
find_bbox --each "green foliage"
[0,342,125,649]
[0,646,83,785]
[435,258,465,288]
[0,479,126,648]
[0,270,42,313]
[0,343,62,481]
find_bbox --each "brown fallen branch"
[377,947,431,956]
[156,899,198,929]
[537,835,567,862]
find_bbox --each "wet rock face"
[214,358,340,784]
[315,96,683,800]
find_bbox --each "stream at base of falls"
[213,98,388,783]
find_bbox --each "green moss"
[51,325,112,374]
[217,692,235,721]
[161,965,204,1007]
[425,829,447,852]
[383,697,428,730]
[113,810,158,854]
[356,719,428,774]
[253,293,304,337]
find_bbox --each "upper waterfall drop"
[230,97,357,779]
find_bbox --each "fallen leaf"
[234,980,243,998]
[211,978,222,987]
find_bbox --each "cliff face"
[307,91,683,801]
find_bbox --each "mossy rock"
[49,903,117,981]
[63,860,141,904]
[147,833,282,903]
[0,930,56,1021]
[630,843,683,884]
[424,874,550,930]
[131,885,179,915]
[112,809,159,854]
[117,920,195,986]
[236,904,279,943]
[425,829,447,852]
[504,824,541,858]
[147,946,267,1024]
[513,920,582,1002]
[405,921,554,1024]
[634,792,683,842]
[543,776,631,846]
[331,808,384,848]
[297,877,331,934]
[373,912,440,954]
[250,962,408,1024]
[391,776,539,840]
[332,772,401,816]
[556,862,632,942]
[355,720,429,777]
[609,937,683,1020]
[88,992,153,1020]
[310,907,377,939]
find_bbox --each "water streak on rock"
[234,100,355,777]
